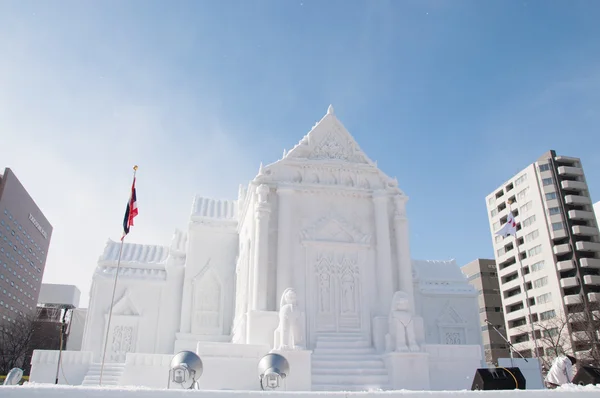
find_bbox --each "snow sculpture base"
[269,349,312,391]
[174,333,229,352]
[247,310,279,347]
[383,351,430,390]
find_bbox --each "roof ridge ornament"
[327,104,334,115]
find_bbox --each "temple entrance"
[314,254,361,333]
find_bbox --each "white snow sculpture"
[386,291,420,352]
[273,288,305,350]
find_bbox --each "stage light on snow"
[168,351,203,390]
[257,353,289,391]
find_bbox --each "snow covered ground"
[1,384,599,398]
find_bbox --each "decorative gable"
[437,302,465,325]
[111,291,140,316]
[285,105,374,165]
[301,213,371,245]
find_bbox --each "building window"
[522,215,536,228]
[530,261,545,273]
[495,235,503,244]
[517,187,530,202]
[488,197,495,207]
[493,221,501,231]
[542,177,554,186]
[548,207,561,216]
[540,309,556,321]
[539,163,551,172]
[491,209,498,217]
[546,192,557,200]
[525,230,539,243]
[515,174,528,186]
[536,292,552,304]
[520,201,533,214]
[552,222,564,231]
[533,276,548,288]
[497,247,506,257]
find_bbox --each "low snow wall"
[1,384,600,398]
[29,350,93,385]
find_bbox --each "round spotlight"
[168,351,203,390]
[3,368,23,386]
[257,353,290,391]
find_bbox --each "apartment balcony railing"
[568,210,596,221]
[572,225,599,237]
[583,275,600,286]
[561,180,588,191]
[558,166,584,177]
[554,243,571,255]
[581,258,600,269]
[557,260,575,271]
[565,194,592,206]
[560,277,579,288]
[564,294,583,305]
[576,241,600,252]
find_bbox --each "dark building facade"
[0,167,53,325]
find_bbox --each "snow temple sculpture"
[30,106,483,391]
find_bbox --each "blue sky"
[1,1,600,305]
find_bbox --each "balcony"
[572,226,599,236]
[564,294,582,305]
[557,260,575,271]
[583,275,600,286]
[561,180,588,191]
[554,243,571,255]
[558,166,584,177]
[569,210,596,221]
[588,292,600,302]
[560,277,579,288]
[565,195,592,206]
[576,241,600,252]
[572,331,590,342]
[581,258,600,269]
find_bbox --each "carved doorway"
[313,252,362,334]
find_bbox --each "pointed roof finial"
[282,148,287,158]
[258,162,265,175]
[327,104,334,115]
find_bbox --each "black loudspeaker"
[572,366,600,386]
[471,367,526,390]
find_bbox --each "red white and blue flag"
[495,211,517,238]
[122,177,138,240]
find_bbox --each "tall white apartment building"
[485,150,600,363]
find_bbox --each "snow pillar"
[373,190,394,313]
[252,184,271,311]
[276,186,294,307]
[393,194,415,311]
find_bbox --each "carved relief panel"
[313,251,362,333]
[105,315,138,363]
[191,268,223,335]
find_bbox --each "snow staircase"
[311,333,389,391]
[81,362,125,386]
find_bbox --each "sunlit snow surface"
[1,383,599,398]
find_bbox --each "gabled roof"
[282,105,377,166]
[98,239,169,267]
[191,196,237,221]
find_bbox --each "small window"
[542,177,553,186]
[546,192,557,200]
[548,207,560,215]
[539,163,551,172]
[552,222,564,231]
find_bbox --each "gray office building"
[461,258,511,365]
[0,167,53,325]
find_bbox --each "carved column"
[372,190,395,312]
[252,184,271,311]
[276,186,294,307]
[393,194,415,311]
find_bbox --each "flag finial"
[133,165,138,171]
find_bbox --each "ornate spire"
[327,104,334,115]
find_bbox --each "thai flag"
[122,177,138,240]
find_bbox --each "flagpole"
[99,165,138,385]
[508,199,541,358]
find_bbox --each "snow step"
[311,333,389,391]
[81,362,125,386]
